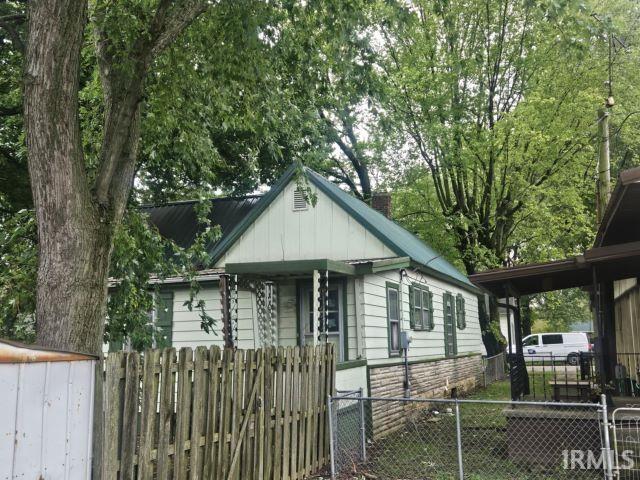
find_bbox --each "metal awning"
[224,259,357,276]
[470,241,640,296]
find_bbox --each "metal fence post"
[359,387,367,463]
[454,398,464,480]
[327,394,336,479]
[600,394,614,480]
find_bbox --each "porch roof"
[224,259,358,276]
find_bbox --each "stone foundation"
[368,354,483,437]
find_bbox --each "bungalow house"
[128,164,484,398]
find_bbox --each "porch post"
[312,270,320,346]
[593,267,610,397]
[220,274,239,349]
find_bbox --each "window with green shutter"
[155,291,174,347]
[409,283,434,331]
[455,294,466,330]
[443,292,457,357]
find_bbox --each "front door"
[299,283,344,361]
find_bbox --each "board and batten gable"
[362,269,482,364]
[215,180,396,266]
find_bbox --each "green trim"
[368,352,482,368]
[336,359,367,370]
[210,163,299,263]
[353,256,411,275]
[342,277,349,362]
[410,260,481,295]
[385,281,401,357]
[225,259,356,276]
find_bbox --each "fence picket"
[289,347,300,480]
[189,346,208,479]
[174,348,192,480]
[273,347,284,480]
[156,348,176,480]
[296,347,308,480]
[138,349,160,480]
[120,352,140,480]
[103,352,125,480]
[203,346,221,480]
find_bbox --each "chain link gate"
[329,393,614,480]
[612,407,640,479]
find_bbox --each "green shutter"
[109,339,123,352]
[156,291,174,347]
[409,284,415,329]
[444,292,458,357]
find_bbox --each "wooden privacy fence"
[100,344,336,480]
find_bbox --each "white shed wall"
[216,180,396,266]
[0,360,95,480]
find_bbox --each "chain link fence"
[328,393,614,479]
[483,352,508,386]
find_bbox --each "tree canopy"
[1,0,640,352]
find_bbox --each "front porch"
[217,259,360,363]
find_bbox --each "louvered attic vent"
[292,188,308,211]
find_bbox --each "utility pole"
[596,107,611,224]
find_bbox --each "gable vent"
[292,188,308,211]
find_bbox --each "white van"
[515,332,592,365]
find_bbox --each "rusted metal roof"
[0,339,97,363]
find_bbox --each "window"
[292,188,308,211]
[443,292,457,357]
[542,334,563,345]
[455,294,466,329]
[305,288,340,334]
[108,291,173,352]
[523,335,539,347]
[386,283,401,355]
[410,284,434,331]
[299,283,344,361]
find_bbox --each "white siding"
[216,180,396,266]
[171,284,256,350]
[168,277,359,361]
[362,269,482,364]
[0,360,95,480]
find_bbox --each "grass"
[337,381,601,480]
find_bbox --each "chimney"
[371,192,392,218]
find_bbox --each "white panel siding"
[362,269,483,363]
[0,360,95,480]
[216,181,395,266]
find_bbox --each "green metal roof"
[304,169,477,292]
[210,163,477,292]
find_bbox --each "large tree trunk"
[24,0,110,355]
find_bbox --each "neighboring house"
[122,164,484,400]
